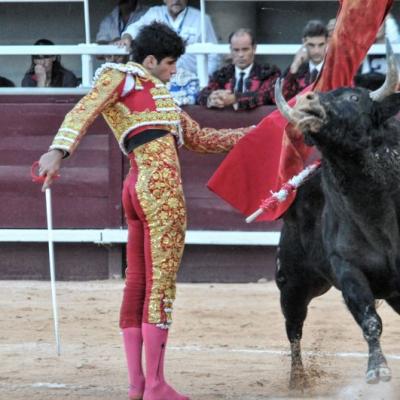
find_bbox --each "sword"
[31,161,61,356]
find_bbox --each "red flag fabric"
[208,0,394,221]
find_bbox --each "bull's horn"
[274,78,299,124]
[370,38,399,102]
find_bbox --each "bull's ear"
[372,93,400,124]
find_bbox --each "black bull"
[274,66,400,387]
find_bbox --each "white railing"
[0,0,94,84]
[0,43,394,90]
[0,44,128,87]
[0,229,280,246]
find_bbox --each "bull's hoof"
[366,369,379,384]
[366,366,392,384]
[289,369,308,390]
[379,366,392,382]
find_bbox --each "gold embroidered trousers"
[119,134,186,329]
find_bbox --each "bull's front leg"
[277,277,309,389]
[287,320,306,389]
[332,257,391,383]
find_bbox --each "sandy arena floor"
[0,280,399,400]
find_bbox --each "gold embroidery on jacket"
[50,64,181,156]
[50,69,125,154]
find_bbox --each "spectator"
[0,76,15,87]
[282,20,328,99]
[197,28,281,110]
[21,39,79,88]
[96,0,147,44]
[168,68,200,106]
[119,0,219,75]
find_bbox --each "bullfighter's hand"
[38,149,63,192]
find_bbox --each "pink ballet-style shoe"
[143,382,189,400]
[142,323,190,400]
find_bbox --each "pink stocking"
[142,323,190,400]
[122,327,145,399]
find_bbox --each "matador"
[38,22,249,400]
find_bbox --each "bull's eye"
[350,94,359,102]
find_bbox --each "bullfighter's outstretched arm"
[180,110,252,153]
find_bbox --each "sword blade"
[45,188,61,356]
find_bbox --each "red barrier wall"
[0,96,280,281]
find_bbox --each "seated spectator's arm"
[118,17,143,48]
[281,68,305,101]
[281,46,309,100]
[197,79,221,106]
[290,45,308,74]
[96,15,113,43]
[34,64,47,87]
[121,9,155,43]
[181,110,252,153]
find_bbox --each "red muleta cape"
[208,0,394,221]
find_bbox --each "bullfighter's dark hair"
[228,28,256,46]
[302,20,328,39]
[131,22,185,63]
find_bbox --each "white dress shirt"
[123,5,220,75]
[234,64,253,91]
[308,61,323,74]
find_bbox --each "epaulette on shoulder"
[92,62,148,87]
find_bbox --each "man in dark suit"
[282,20,328,99]
[197,28,281,110]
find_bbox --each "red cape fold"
[208,0,394,221]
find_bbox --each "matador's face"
[151,57,178,83]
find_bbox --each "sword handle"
[31,161,60,184]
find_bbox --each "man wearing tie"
[282,20,328,98]
[197,28,282,110]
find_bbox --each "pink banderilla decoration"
[246,160,321,223]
